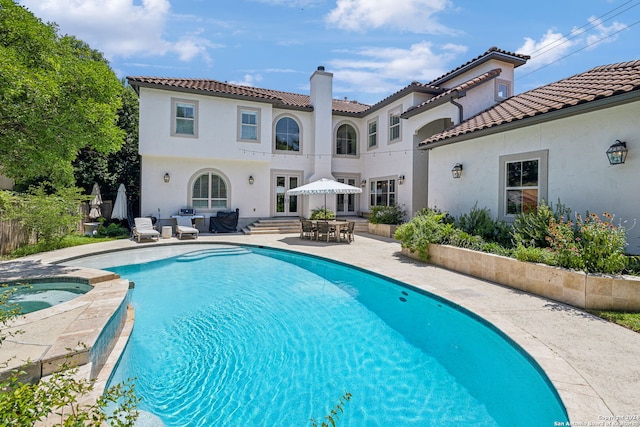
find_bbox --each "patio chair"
[300,219,316,240]
[340,221,355,243]
[133,217,160,243]
[316,221,335,242]
[175,216,199,240]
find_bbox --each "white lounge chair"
[175,216,199,240]
[133,217,160,242]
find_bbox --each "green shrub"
[511,199,571,248]
[310,207,335,220]
[394,208,454,260]
[545,212,629,274]
[513,244,555,264]
[369,204,406,225]
[97,222,130,238]
[454,203,511,247]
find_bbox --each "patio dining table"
[309,220,352,242]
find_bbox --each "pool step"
[175,247,251,262]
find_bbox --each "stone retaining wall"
[401,244,640,311]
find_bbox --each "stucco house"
[128,46,639,252]
[420,59,640,254]
[127,47,528,231]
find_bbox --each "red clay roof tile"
[420,59,640,147]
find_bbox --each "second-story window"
[368,119,377,149]
[172,98,198,137]
[389,109,401,142]
[336,123,357,155]
[275,117,300,152]
[238,107,260,142]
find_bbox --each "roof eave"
[419,90,640,149]
[430,52,527,87]
[127,79,314,111]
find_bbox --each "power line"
[525,0,639,59]
[517,17,640,80]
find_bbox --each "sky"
[17,0,640,105]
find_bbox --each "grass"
[589,311,640,333]
[1,234,127,260]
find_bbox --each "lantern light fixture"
[451,163,463,179]
[249,175,255,185]
[163,173,170,183]
[606,140,628,165]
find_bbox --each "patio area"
[1,232,639,425]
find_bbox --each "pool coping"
[2,233,639,426]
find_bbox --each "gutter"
[449,90,465,124]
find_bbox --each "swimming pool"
[3,280,93,314]
[102,245,566,426]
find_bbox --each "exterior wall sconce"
[248,175,255,185]
[451,163,463,179]
[606,140,628,165]
[398,175,405,184]
[163,173,170,183]
[361,179,367,187]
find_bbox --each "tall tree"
[0,0,124,187]
[74,83,140,208]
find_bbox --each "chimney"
[308,66,333,180]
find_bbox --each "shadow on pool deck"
[1,232,640,424]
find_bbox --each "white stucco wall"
[427,100,640,254]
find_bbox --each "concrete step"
[242,217,369,235]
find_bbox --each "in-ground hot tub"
[3,280,93,314]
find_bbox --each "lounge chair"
[175,216,199,240]
[133,217,160,242]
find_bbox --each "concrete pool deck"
[1,232,639,425]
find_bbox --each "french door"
[274,174,300,216]
[336,176,358,216]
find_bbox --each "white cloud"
[584,16,627,49]
[329,42,467,101]
[516,16,628,71]
[18,0,213,62]
[229,74,264,87]
[516,29,578,70]
[325,0,456,34]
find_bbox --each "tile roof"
[126,76,371,114]
[420,59,640,147]
[428,47,529,86]
[401,68,502,118]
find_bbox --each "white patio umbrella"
[111,183,128,220]
[88,182,102,219]
[286,178,362,216]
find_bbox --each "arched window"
[275,117,300,151]
[336,123,357,155]
[191,172,228,209]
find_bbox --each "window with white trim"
[369,178,396,207]
[336,123,357,155]
[389,108,401,142]
[238,107,260,142]
[368,119,378,149]
[191,172,228,210]
[172,98,198,137]
[495,79,511,101]
[275,116,300,152]
[499,150,548,220]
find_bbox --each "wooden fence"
[0,219,35,255]
[0,200,113,256]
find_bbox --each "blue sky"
[18,0,640,105]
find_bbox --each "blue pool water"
[105,245,567,426]
[3,281,92,314]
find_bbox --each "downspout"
[449,90,465,124]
